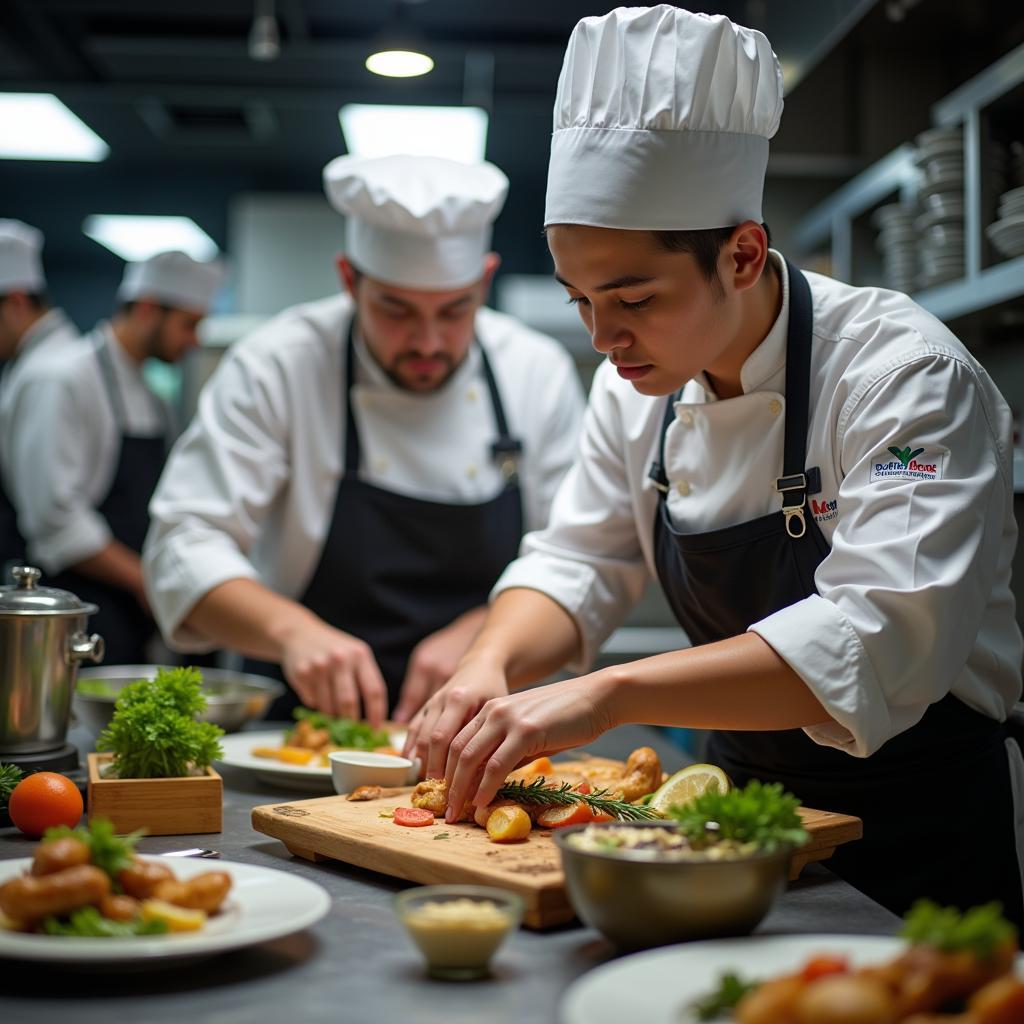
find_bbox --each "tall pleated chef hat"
[323,154,509,289]
[117,250,225,313]
[545,5,784,231]
[0,220,46,294]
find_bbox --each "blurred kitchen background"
[3,0,1024,734]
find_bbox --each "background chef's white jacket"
[2,322,170,573]
[495,252,1024,758]
[144,293,585,651]
[0,307,79,412]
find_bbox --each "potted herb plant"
[87,667,224,835]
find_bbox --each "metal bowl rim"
[75,665,285,704]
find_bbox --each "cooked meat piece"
[347,785,384,802]
[0,865,110,925]
[31,836,91,877]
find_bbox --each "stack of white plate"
[914,125,965,289]
[986,185,1024,259]
[872,203,917,293]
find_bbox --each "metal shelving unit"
[792,41,1024,324]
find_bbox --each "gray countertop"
[0,724,900,1024]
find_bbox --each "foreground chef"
[143,155,584,724]
[0,220,80,571]
[6,250,223,663]
[411,7,1024,925]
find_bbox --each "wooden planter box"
[87,753,222,836]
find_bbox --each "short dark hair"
[0,291,49,311]
[652,223,773,296]
[116,300,172,317]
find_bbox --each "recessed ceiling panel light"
[83,215,219,262]
[365,49,434,78]
[0,93,109,162]
[339,104,488,164]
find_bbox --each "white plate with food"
[560,930,1024,1023]
[217,722,408,792]
[0,857,331,964]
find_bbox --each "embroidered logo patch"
[811,496,838,522]
[870,444,945,482]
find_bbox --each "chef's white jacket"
[2,322,171,574]
[0,307,79,407]
[495,252,1024,759]
[144,293,585,651]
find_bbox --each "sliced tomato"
[536,803,596,828]
[800,955,849,983]
[393,807,436,827]
[575,782,592,795]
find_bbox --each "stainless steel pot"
[0,565,104,754]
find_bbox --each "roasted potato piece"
[347,785,384,802]
[31,836,90,877]
[794,975,898,1024]
[98,893,141,922]
[118,856,174,899]
[0,865,110,925]
[486,805,532,843]
[968,973,1024,1024]
[152,871,232,913]
[141,899,206,932]
[735,976,803,1024]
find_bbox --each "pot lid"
[0,565,98,616]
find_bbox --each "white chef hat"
[117,250,225,313]
[0,219,46,295]
[545,6,784,231]
[323,154,509,289]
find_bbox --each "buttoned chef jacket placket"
[50,337,169,664]
[652,259,1024,927]
[247,319,524,718]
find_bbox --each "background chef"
[0,219,80,573]
[143,154,584,725]
[4,249,223,663]
[411,6,1024,927]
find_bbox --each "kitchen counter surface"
[0,724,900,1024]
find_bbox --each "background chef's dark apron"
[50,337,168,665]
[246,322,524,719]
[652,258,1023,927]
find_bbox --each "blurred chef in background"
[0,219,80,573]
[4,250,223,663]
[144,155,584,725]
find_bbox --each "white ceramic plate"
[560,933,1024,1024]
[0,858,331,965]
[216,728,408,791]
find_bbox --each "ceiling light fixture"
[83,215,219,262]
[248,0,281,62]
[339,104,488,163]
[365,0,434,79]
[0,93,109,162]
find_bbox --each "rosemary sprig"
[495,777,662,822]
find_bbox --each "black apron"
[247,321,524,719]
[50,336,169,665]
[652,259,1024,928]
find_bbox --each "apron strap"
[93,331,173,449]
[343,318,524,482]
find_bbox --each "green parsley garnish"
[495,777,663,822]
[668,780,808,853]
[96,667,224,779]
[900,900,1017,960]
[41,906,168,938]
[288,707,390,751]
[43,817,144,879]
[691,971,760,1020]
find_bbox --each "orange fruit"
[8,771,84,837]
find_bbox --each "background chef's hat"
[323,154,509,289]
[545,5,784,231]
[0,219,45,294]
[117,250,225,313]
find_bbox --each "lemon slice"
[648,763,730,813]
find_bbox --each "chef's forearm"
[604,631,832,731]
[72,541,146,602]
[185,577,319,661]
[458,587,582,688]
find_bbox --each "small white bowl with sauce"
[394,884,524,980]
[328,750,415,794]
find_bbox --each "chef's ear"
[336,256,359,298]
[725,221,770,294]
[479,252,501,293]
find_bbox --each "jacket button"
[769,399,783,416]
[676,480,691,496]
[677,410,694,426]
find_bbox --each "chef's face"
[547,222,769,396]
[338,255,499,392]
[137,303,203,364]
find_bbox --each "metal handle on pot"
[69,632,105,664]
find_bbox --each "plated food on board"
[0,819,231,937]
[692,901,1024,1023]
[251,707,403,767]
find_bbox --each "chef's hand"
[280,618,387,726]
[442,672,619,823]
[401,653,509,780]
[392,607,488,724]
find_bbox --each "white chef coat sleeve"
[750,348,1012,757]
[143,346,291,650]
[522,346,586,532]
[493,364,649,670]
[7,365,112,573]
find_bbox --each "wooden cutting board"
[251,758,862,929]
